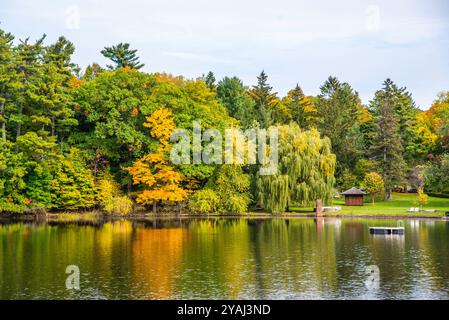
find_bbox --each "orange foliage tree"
[124,108,188,212]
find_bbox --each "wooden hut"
[341,187,366,206]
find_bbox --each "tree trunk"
[153,202,157,213]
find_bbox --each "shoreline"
[1,211,448,222]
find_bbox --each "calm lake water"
[1,217,449,300]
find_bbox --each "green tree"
[101,43,144,70]
[188,189,220,214]
[190,165,251,214]
[82,63,103,81]
[11,35,46,141]
[203,71,216,90]
[279,84,316,128]
[0,28,19,142]
[0,140,27,209]
[15,131,57,208]
[257,124,336,213]
[73,68,151,162]
[390,82,420,163]
[74,70,235,190]
[424,154,449,194]
[369,79,420,163]
[25,37,78,145]
[50,148,96,210]
[369,79,406,199]
[207,165,251,214]
[353,158,379,182]
[315,76,363,179]
[44,36,79,74]
[362,172,384,204]
[217,76,256,128]
[249,71,277,128]
[339,168,358,192]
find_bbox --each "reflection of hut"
[341,187,366,206]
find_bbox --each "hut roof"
[340,187,367,195]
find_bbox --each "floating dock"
[369,227,404,235]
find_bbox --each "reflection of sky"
[1,0,448,109]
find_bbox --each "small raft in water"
[369,227,404,235]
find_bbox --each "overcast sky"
[1,0,448,109]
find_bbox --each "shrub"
[104,196,133,216]
[96,171,134,215]
[188,165,251,215]
[0,202,25,214]
[222,194,250,214]
[209,165,251,214]
[188,189,220,214]
[96,172,122,205]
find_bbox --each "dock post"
[316,199,323,217]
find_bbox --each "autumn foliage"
[124,108,188,210]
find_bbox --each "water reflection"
[0,218,449,299]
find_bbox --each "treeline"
[0,27,448,214]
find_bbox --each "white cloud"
[1,0,448,108]
[161,51,240,64]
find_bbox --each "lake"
[1,217,449,300]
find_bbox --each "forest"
[1,28,448,215]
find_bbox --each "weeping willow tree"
[257,123,336,213]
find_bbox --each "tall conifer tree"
[369,79,406,199]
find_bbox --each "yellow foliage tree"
[416,187,429,210]
[96,171,133,215]
[124,108,188,212]
[415,92,449,152]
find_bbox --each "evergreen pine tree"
[370,79,406,199]
[315,76,362,179]
[216,76,255,128]
[12,35,46,140]
[101,43,144,70]
[27,37,78,143]
[0,28,18,142]
[249,70,277,128]
[203,71,216,90]
[82,63,103,81]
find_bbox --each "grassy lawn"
[289,193,449,217]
